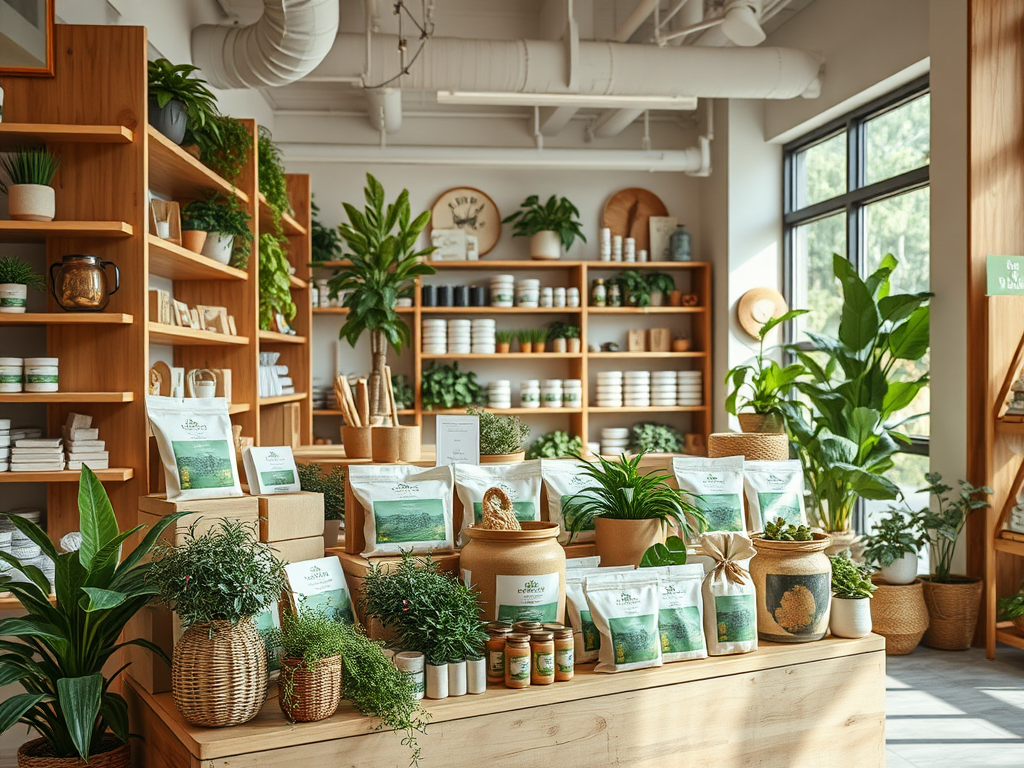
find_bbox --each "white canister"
[553,287,567,307]
[0,358,23,393]
[425,663,449,700]
[394,651,426,701]
[447,659,467,697]
[566,287,581,308]
[467,656,487,694]
[541,388,563,408]
[563,391,582,408]
[540,287,554,308]
[24,358,58,392]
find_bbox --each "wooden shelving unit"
[0,123,134,147]
[0,469,134,483]
[148,323,249,347]
[148,236,248,282]
[0,221,133,241]
[0,313,134,325]
[258,329,306,345]
[0,392,134,403]
[147,125,249,203]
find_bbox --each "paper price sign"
[987,255,1024,295]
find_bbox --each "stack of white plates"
[520,379,540,408]
[562,379,582,408]
[601,427,630,454]
[9,509,42,560]
[471,318,496,354]
[489,380,512,409]
[491,275,515,308]
[651,371,678,407]
[516,278,540,308]
[595,371,623,407]
[448,319,472,354]
[624,371,651,407]
[678,370,703,406]
[422,318,447,354]
[542,379,563,408]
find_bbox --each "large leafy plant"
[788,254,931,531]
[502,194,586,250]
[0,468,187,761]
[420,362,482,410]
[913,473,990,583]
[148,59,219,135]
[328,174,435,418]
[726,310,807,419]
[525,430,583,460]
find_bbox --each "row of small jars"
[486,620,574,689]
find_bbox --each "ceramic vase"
[829,597,873,638]
[529,230,562,260]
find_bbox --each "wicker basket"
[172,619,268,727]
[921,576,983,651]
[278,655,343,722]
[708,432,788,461]
[870,577,929,655]
[17,737,130,768]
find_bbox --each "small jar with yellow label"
[530,630,555,685]
[505,633,531,689]
[554,626,574,681]
[486,624,512,684]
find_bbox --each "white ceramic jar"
[447,659,468,697]
[467,657,487,694]
[880,551,919,585]
[24,357,58,392]
[425,662,449,700]
[829,597,873,639]
[0,358,23,393]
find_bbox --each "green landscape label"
[987,255,1024,295]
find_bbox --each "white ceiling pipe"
[309,33,821,99]
[192,0,340,89]
[612,0,660,43]
[366,88,402,133]
[594,108,645,138]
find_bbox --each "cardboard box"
[627,328,647,352]
[138,494,259,545]
[257,491,325,543]
[270,536,325,565]
[648,328,672,353]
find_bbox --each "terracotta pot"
[534,342,547,353]
[460,521,566,622]
[520,341,533,354]
[324,518,341,549]
[341,425,373,459]
[738,412,784,434]
[750,533,832,643]
[529,230,562,260]
[830,596,873,638]
[371,426,401,463]
[870,577,929,655]
[278,655,342,722]
[479,451,526,464]
[497,342,511,354]
[18,738,130,768]
[921,576,983,650]
[8,184,55,222]
[396,425,421,461]
[880,551,919,585]
[668,290,683,307]
[181,230,208,253]
[567,338,581,353]
[594,516,666,567]
[672,338,691,352]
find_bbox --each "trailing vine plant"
[259,233,296,330]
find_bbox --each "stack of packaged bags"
[63,413,109,470]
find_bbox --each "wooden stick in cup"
[356,378,370,427]
[384,365,399,426]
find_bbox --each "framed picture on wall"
[0,0,54,77]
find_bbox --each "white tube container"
[24,358,58,392]
[0,284,28,313]
[394,651,426,701]
[467,657,487,694]
[425,662,449,699]
[829,597,873,639]
[447,659,467,697]
[0,358,23,392]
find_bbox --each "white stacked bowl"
[595,371,623,407]
[601,427,630,455]
[516,278,540,308]
[651,371,679,407]
[624,371,651,407]
[562,378,583,408]
[471,318,497,354]
[488,380,512,409]
[520,379,540,408]
[541,379,563,408]
[490,275,515,308]
[448,318,472,354]
[422,318,447,354]
[678,370,703,406]
[9,509,42,560]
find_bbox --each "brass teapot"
[50,254,120,311]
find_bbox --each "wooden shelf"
[586,261,709,270]
[313,307,414,314]
[996,625,1024,651]
[0,313,133,325]
[426,407,583,415]
[314,408,416,416]
[147,125,249,203]
[588,405,707,413]
[289,274,308,289]
[258,330,306,345]
[0,593,55,611]
[588,351,707,359]
[148,323,249,347]
[311,260,352,269]
[588,306,706,314]
[0,392,133,403]
[258,193,308,237]
[148,235,248,282]
[994,534,1024,556]
[426,260,581,270]
[0,221,133,241]
[0,468,133,483]
[260,393,307,406]
[420,307,582,315]
[228,402,251,415]
[0,123,133,149]
[421,353,583,360]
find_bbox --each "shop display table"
[124,635,885,768]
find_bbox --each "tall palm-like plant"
[0,468,186,761]
[328,174,436,419]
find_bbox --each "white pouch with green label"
[541,459,598,543]
[146,395,242,501]
[349,464,454,557]
[672,455,746,535]
[584,571,663,673]
[700,532,758,656]
[648,564,707,662]
[454,461,542,546]
[743,460,807,532]
[565,567,634,663]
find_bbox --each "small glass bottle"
[505,633,531,689]
[530,630,555,686]
[608,283,623,308]
[512,620,542,635]
[591,278,607,307]
[554,627,574,682]
[485,624,512,683]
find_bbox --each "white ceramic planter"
[650,291,665,307]
[201,232,234,265]
[323,519,341,549]
[394,651,425,701]
[8,184,55,222]
[447,659,467,697]
[829,597,873,639]
[880,551,918,585]
[467,657,487,694]
[425,662,448,700]
[0,283,27,313]
[529,230,562,260]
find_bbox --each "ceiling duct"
[192,0,340,89]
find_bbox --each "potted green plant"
[613,269,651,307]
[495,329,515,354]
[725,309,807,434]
[297,462,345,548]
[181,194,254,266]
[0,148,60,222]
[913,472,991,650]
[148,58,219,146]
[391,373,414,410]
[862,508,926,585]
[630,422,684,454]
[829,552,876,639]
[0,255,44,314]
[147,519,286,727]
[259,233,296,329]
[563,452,706,567]
[470,406,530,462]
[646,271,676,306]
[259,127,292,231]
[271,608,344,723]
[525,430,584,460]
[184,114,252,182]
[789,254,931,538]
[0,468,188,767]
[997,583,1024,634]
[421,361,483,410]
[516,329,533,354]
[565,325,582,354]
[749,518,833,643]
[502,194,586,260]
[328,174,436,421]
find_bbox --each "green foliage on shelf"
[997,585,1024,621]
[862,508,926,568]
[468,406,530,455]
[184,114,252,182]
[913,472,991,582]
[148,58,219,134]
[182,194,254,270]
[830,553,877,599]
[645,271,676,296]
[258,233,297,329]
[494,329,515,345]
[0,255,45,291]
[502,194,587,250]
[296,462,345,521]
[725,309,807,420]
[270,607,345,668]
[761,517,814,542]
[420,361,483,410]
[0,148,60,191]
[516,327,548,345]
[630,422,684,454]
[258,126,291,232]
[546,322,580,340]
[525,430,583,460]
[311,196,343,263]
[391,373,414,409]
[611,269,676,307]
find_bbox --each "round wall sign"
[430,187,501,256]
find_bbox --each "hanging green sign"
[987,255,1024,295]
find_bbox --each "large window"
[783,77,930,530]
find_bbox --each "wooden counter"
[124,634,885,768]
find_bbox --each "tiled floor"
[887,646,1024,767]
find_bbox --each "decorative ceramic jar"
[750,532,832,643]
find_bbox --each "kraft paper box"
[257,491,325,543]
[270,535,326,565]
[138,494,259,545]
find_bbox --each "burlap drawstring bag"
[701,532,758,656]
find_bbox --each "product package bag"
[146,395,242,501]
[649,564,707,662]
[701,531,758,656]
[541,459,599,543]
[584,570,663,673]
[348,464,455,557]
[565,566,634,663]
[743,460,807,532]
[672,455,746,535]
[454,461,542,545]
[566,556,602,569]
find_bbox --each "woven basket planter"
[870,577,929,655]
[921,576,983,651]
[17,738,129,768]
[278,655,343,722]
[172,619,268,727]
[737,412,785,434]
[708,432,788,461]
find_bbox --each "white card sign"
[243,445,300,495]
[436,414,480,466]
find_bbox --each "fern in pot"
[0,255,44,314]
[502,194,586,260]
[0,148,60,222]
